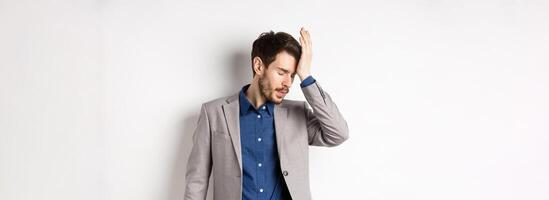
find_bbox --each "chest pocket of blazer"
[212,130,231,142]
[211,130,234,160]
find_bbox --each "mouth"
[276,89,288,97]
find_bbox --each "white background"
[1,0,548,200]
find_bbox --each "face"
[256,51,297,104]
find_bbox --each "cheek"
[265,74,280,87]
[263,76,276,90]
[272,74,284,84]
[272,78,283,88]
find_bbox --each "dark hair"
[251,31,302,77]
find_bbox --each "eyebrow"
[276,67,290,73]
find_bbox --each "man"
[184,27,349,200]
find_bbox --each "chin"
[271,95,283,104]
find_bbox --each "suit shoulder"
[201,94,236,109]
[202,96,227,107]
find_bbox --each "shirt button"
[257,115,261,118]
[258,163,262,167]
[262,106,266,110]
[259,188,264,193]
[257,138,262,142]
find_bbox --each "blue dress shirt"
[239,76,316,200]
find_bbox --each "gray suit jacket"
[184,81,349,200]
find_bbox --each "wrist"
[298,72,311,81]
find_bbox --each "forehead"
[269,51,297,72]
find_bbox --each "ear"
[252,57,265,76]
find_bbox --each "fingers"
[300,27,309,45]
[299,27,312,48]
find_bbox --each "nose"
[282,76,292,88]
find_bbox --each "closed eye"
[277,67,290,75]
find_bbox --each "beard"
[258,75,287,104]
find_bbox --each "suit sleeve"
[301,80,350,147]
[184,103,212,200]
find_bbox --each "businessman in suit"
[184,27,349,200]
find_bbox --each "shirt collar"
[239,84,275,116]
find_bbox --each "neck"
[245,78,266,109]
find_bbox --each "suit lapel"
[222,94,242,171]
[274,103,288,161]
